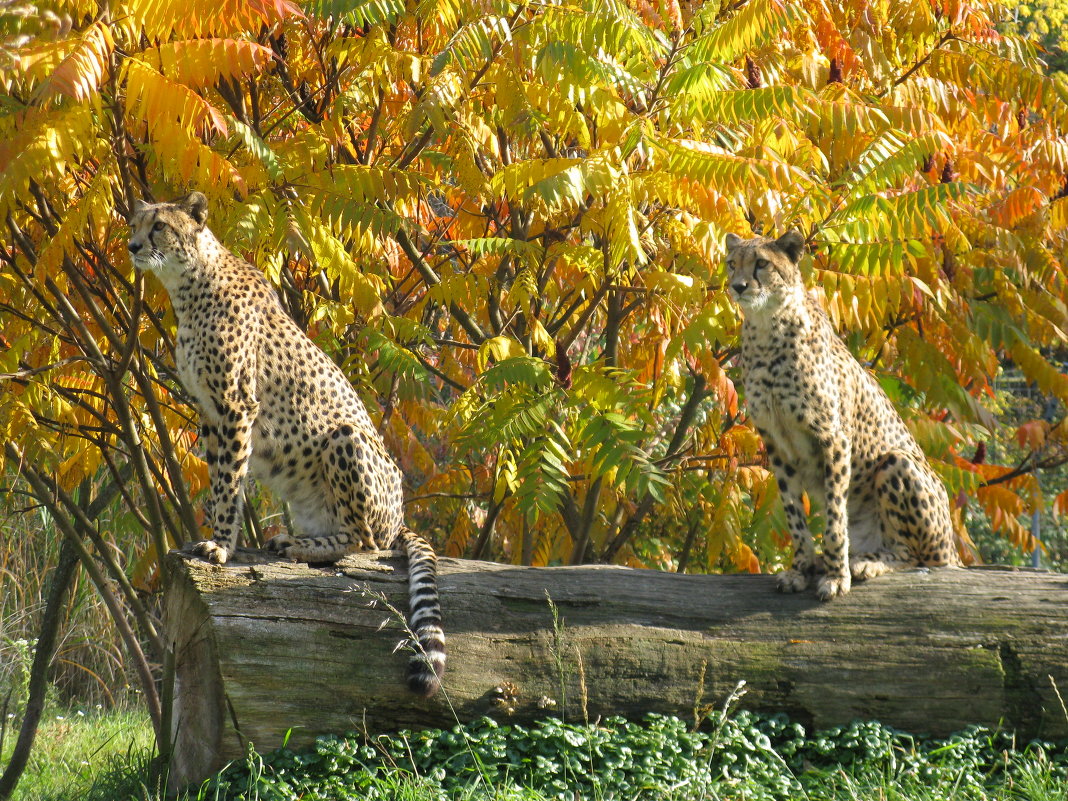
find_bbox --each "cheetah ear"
[178,192,209,227]
[775,230,805,263]
[724,232,743,253]
[127,198,148,222]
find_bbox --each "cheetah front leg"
[768,441,822,593]
[816,435,852,600]
[190,403,256,565]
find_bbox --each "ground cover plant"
[16,709,1068,801]
[187,713,1068,801]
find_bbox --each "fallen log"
[163,551,1068,788]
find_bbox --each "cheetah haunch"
[725,231,960,600]
[128,192,445,695]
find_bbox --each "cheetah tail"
[398,527,446,697]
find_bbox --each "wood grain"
[163,551,1068,787]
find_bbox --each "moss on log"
[163,551,1068,788]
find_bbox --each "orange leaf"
[36,21,114,103]
[1015,420,1049,450]
[1054,489,1068,519]
[124,59,229,137]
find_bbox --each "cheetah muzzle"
[127,192,445,695]
[725,230,961,600]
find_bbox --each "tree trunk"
[163,551,1068,789]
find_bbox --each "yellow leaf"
[141,39,274,88]
[124,59,229,137]
[13,38,77,86]
[35,152,112,273]
[0,106,94,219]
[494,449,517,503]
[530,320,556,357]
[127,0,301,40]
[477,336,526,372]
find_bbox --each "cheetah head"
[723,231,805,313]
[126,192,209,276]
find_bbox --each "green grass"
[5,707,1067,801]
[0,705,153,801]
[0,497,133,710]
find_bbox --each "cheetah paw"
[188,539,230,565]
[850,559,892,581]
[776,569,811,593]
[266,532,296,558]
[816,573,851,601]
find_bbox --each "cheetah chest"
[742,339,827,487]
[751,396,826,500]
[745,357,818,453]
[175,330,223,421]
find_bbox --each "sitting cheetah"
[127,192,445,695]
[725,231,960,600]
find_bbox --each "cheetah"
[725,231,960,600]
[127,192,445,695]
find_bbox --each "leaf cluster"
[2,0,1068,704]
[193,712,1068,801]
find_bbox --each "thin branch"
[875,30,956,97]
[4,444,163,738]
[601,374,709,563]
[0,357,87,382]
[979,448,1068,489]
[554,279,614,350]
[412,348,469,393]
[0,539,79,800]
[395,228,487,343]
[405,491,480,503]
[360,86,386,166]
[470,497,504,560]
[391,126,435,171]
[433,338,480,351]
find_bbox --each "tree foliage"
[3,0,1068,680]
[1000,0,1068,72]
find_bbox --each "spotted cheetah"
[725,231,960,600]
[127,192,445,695]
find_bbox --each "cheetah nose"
[128,241,143,254]
[731,281,748,295]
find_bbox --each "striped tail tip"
[398,527,446,697]
[406,629,446,697]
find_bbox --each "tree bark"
[163,551,1068,789]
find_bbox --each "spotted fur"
[725,231,960,600]
[127,192,445,695]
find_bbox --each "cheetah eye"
[152,221,166,232]
[755,258,769,270]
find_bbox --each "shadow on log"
[164,551,1068,788]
